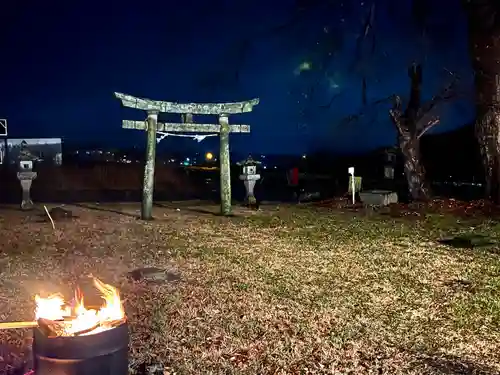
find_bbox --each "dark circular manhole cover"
[128,268,181,283]
[438,234,495,249]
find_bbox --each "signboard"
[0,119,6,136]
[6,138,62,166]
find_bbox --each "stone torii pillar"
[218,114,231,215]
[143,111,158,220]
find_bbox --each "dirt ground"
[0,202,499,374]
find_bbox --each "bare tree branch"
[417,116,440,139]
[337,95,394,127]
[320,92,343,108]
[199,0,366,92]
[416,70,459,127]
[351,2,377,73]
[389,95,406,134]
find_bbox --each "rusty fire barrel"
[33,321,128,375]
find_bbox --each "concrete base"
[359,190,398,206]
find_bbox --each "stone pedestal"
[359,190,398,206]
[17,171,37,210]
[239,174,260,204]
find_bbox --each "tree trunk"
[464,0,500,202]
[389,63,433,202]
[398,129,431,201]
[475,108,500,201]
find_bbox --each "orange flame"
[35,278,125,336]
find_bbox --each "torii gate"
[115,92,259,219]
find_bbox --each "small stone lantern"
[237,155,261,206]
[17,158,37,210]
[384,148,396,180]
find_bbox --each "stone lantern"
[17,156,37,210]
[384,147,397,180]
[237,155,261,206]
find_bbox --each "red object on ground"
[290,167,299,185]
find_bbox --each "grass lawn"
[0,202,499,374]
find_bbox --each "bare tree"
[338,64,459,201]
[389,64,458,200]
[201,0,465,200]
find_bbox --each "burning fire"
[35,278,125,336]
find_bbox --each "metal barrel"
[33,322,128,375]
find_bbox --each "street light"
[205,152,213,161]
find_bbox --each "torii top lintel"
[115,92,259,115]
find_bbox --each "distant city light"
[302,154,307,159]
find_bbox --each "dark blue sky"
[0,0,474,155]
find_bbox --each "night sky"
[0,0,475,155]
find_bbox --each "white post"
[348,167,355,204]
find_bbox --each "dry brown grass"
[0,202,499,374]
